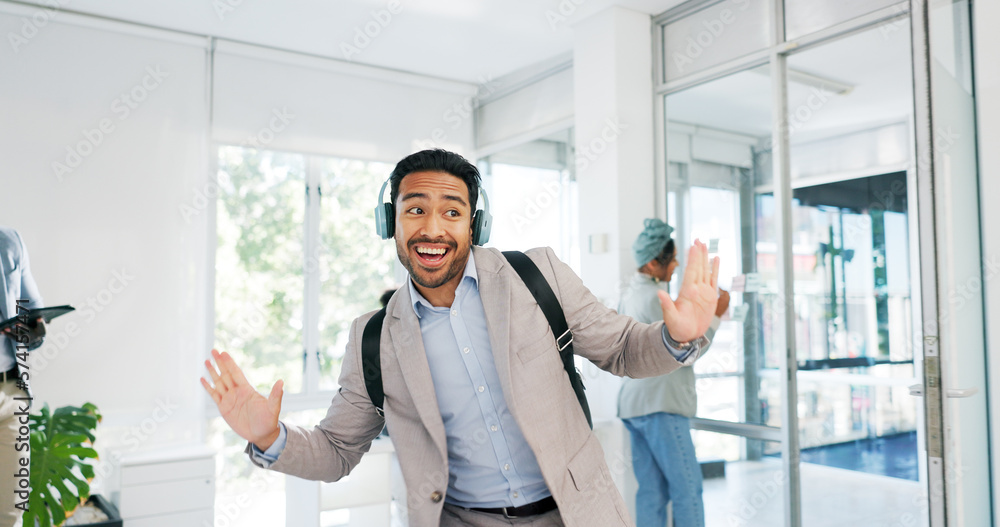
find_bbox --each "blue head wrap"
[632,218,674,268]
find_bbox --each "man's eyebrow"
[443,194,468,207]
[400,192,468,207]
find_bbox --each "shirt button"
[513,491,519,498]
[478,385,485,393]
[451,310,458,316]
[430,491,443,503]
[463,347,470,354]
[504,463,510,471]
[491,425,498,432]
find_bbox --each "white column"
[571,7,656,518]
[573,7,656,306]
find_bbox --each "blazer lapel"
[473,248,518,419]
[387,287,448,459]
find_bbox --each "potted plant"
[23,403,121,527]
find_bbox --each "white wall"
[1,5,212,452]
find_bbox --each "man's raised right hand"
[201,349,284,451]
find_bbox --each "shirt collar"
[407,250,478,318]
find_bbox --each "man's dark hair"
[389,149,482,212]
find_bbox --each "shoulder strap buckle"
[556,329,573,351]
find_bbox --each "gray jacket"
[617,272,718,419]
[248,247,704,527]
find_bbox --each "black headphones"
[373,176,492,245]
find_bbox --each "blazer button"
[430,491,443,503]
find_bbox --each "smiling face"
[394,170,473,305]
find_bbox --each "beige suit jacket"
[250,246,697,526]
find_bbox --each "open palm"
[201,349,284,449]
[658,240,720,342]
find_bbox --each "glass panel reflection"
[784,0,902,41]
[785,18,927,527]
[662,0,771,81]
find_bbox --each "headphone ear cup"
[374,203,394,239]
[471,209,492,246]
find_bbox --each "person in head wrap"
[617,218,729,527]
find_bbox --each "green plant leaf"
[23,403,101,527]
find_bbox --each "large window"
[212,146,397,526]
[215,146,396,394]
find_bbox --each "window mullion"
[303,156,322,394]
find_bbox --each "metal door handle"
[946,387,978,398]
[907,384,978,398]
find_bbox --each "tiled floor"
[703,460,929,527]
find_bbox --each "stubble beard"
[396,237,471,290]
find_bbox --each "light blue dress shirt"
[0,229,45,372]
[252,250,700,506]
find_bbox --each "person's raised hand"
[716,289,731,317]
[657,240,720,342]
[201,349,284,450]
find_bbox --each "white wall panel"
[212,41,476,162]
[0,6,210,450]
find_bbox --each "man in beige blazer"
[202,150,721,526]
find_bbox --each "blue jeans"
[623,413,704,527]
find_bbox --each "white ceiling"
[23,0,685,84]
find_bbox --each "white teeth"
[416,247,446,255]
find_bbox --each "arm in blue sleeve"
[249,422,287,468]
[16,231,45,351]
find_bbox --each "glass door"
[664,64,789,524]
[656,0,990,523]
[781,22,929,527]
[912,0,991,524]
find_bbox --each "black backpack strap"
[361,308,388,417]
[502,251,593,429]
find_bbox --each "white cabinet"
[119,445,215,526]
